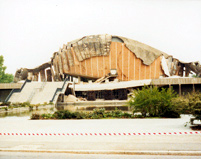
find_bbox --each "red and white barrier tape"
[0,132,201,136]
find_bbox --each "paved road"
[0,152,201,159]
[0,115,196,133]
[0,115,201,155]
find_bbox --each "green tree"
[188,92,201,120]
[128,85,180,118]
[0,55,13,83]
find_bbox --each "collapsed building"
[14,34,201,82]
[9,34,201,104]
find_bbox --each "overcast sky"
[0,0,201,75]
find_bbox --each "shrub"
[188,92,201,120]
[31,113,40,119]
[159,107,180,118]
[35,103,40,107]
[11,102,21,108]
[121,112,132,118]
[112,108,124,118]
[172,96,190,114]
[89,108,106,119]
[159,88,179,118]
[30,108,134,120]
[49,102,54,105]
[91,113,102,119]
[43,102,48,106]
[84,112,93,119]
[29,105,33,111]
[50,107,54,111]
[21,102,31,107]
[133,114,144,118]
[8,105,13,109]
[0,107,8,111]
[75,112,87,119]
[128,86,180,118]
[129,86,158,117]
[53,110,73,119]
[41,113,53,119]
[72,111,84,119]
[93,108,105,115]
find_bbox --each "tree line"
[0,55,13,83]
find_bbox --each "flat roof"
[0,83,23,89]
[152,77,201,85]
[71,77,201,91]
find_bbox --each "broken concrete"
[14,34,201,83]
[64,94,79,102]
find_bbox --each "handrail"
[21,79,31,90]
[5,79,31,102]
[50,78,69,103]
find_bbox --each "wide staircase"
[8,80,70,105]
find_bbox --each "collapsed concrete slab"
[14,34,201,83]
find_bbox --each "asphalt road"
[0,115,201,155]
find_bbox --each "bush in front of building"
[30,108,134,120]
[171,96,190,114]
[171,92,201,120]
[31,113,40,120]
[128,86,180,118]
[188,92,201,120]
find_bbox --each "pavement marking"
[0,131,201,136]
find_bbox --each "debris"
[64,95,79,102]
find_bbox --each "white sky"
[0,0,201,75]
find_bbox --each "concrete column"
[193,84,195,93]
[27,72,33,80]
[46,69,52,82]
[40,69,46,82]
[50,66,55,82]
[33,73,39,81]
[78,76,81,84]
[179,84,181,96]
